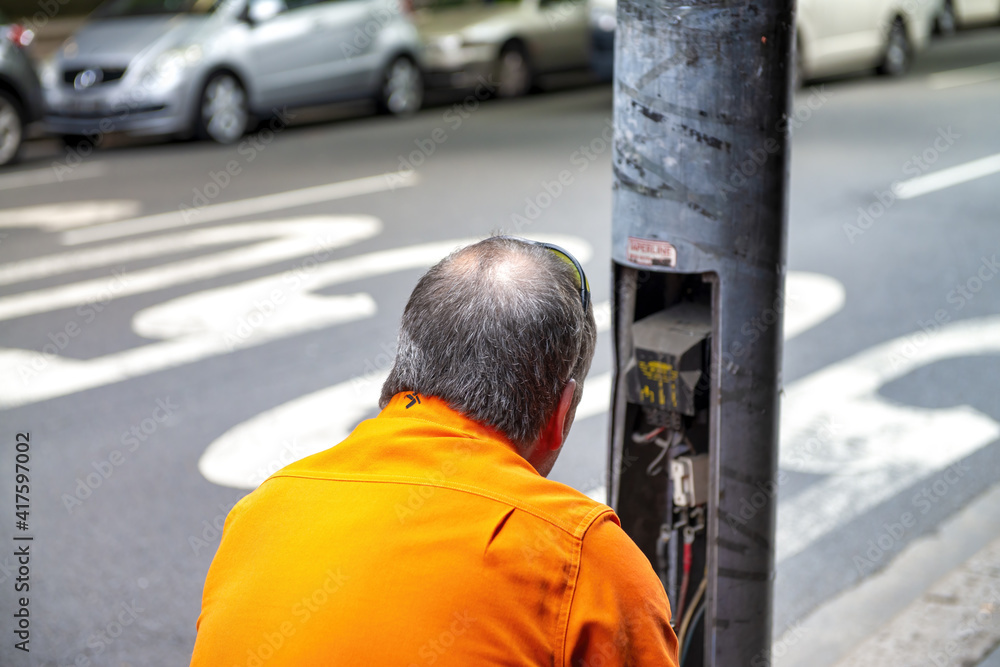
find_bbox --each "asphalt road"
[1,27,1000,665]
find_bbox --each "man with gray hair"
[191,236,679,666]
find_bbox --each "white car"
[797,0,938,84]
[415,0,591,98]
[936,0,1000,33]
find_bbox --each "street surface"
[1,27,1000,665]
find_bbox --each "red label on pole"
[626,237,677,267]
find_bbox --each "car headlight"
[144,45,202,89]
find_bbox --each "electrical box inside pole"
[609,267,715,666]
[624,304,711,421]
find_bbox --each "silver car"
[42,0,425,145]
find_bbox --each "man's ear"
[540,379,577,453]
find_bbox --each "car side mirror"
[247,0,285,24]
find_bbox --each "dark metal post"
[609,1,794,665]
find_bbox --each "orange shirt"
[192,393,679,666]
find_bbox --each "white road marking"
[199,270,846,490]
[1,293,378,408]
[0,200,142,231]
[61,171,420,246]
[0,163,108,191]
[0,215,360,286]
[896,152,1000,200]
[928,62,1000,90]
[0,217,381,322]
[0,231,590,408]
[776,315,1000,562]
[784,272,845,338]
[200,370,388,489]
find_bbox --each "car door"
[800,0,884,77]
[246,0,336,106]
[310,0,382,101]
[533,0,589,71]
[956,0,1000,24]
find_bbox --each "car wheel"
[0,91,24,167]
[935,0,957,36]
[378,56,423,116]
[198,72,249,144]
[878,18,912,77]
[496,44,532,98]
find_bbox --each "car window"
[91,0,223,18]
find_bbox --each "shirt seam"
[266,471,606,537]
[558,506,617,666]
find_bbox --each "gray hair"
[380,236,597,448]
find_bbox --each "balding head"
[380,236,597,449]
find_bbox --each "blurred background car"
[796,0,939,85]
[588,0,613,81]
[0,12,43,166]
[41,0,425,146]
[936,0,1000,34]
[414,0,591,98]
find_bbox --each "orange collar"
[380,391,522,455]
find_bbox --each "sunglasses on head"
[500,237,591,313]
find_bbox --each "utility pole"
[608,2,794,666]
